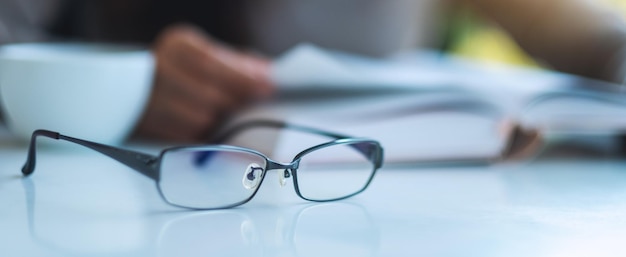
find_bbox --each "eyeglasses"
[21,120,384,210]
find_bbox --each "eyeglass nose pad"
[278,169,291,187]
[242,163,264,190]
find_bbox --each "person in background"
[1,0,625,142]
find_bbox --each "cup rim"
[0,42,151,61]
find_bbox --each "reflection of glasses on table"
[158,203,378,257]
[21,120,384,210]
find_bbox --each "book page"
[230,93,510,164]
[272,43,463,93]
[390,45,626,136]
[519,89,626,134]
[234,44,622,164]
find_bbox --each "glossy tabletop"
[2,126,626,257]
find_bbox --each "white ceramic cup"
[0,42,154,145]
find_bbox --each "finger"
[136,88,220,142]
[157,58,242,113]
[208,43,274,97]
[156,26,274,100]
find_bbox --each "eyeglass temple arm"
[213,120,382,165]
[22,130,160,181]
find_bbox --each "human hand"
[134,24,275,142]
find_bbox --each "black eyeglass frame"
[21,120,384,210]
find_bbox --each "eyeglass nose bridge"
[266,159,299,171]
[265,159,299,187]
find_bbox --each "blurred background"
[446,0,626,68]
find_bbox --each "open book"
[227,44,626,164]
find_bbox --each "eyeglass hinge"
[134,154,157,165]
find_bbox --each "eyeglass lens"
[295,141,377,201]
[159,148,268,209]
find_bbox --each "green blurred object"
[445,0,626,68]
[443,7,540,68]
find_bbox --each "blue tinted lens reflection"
[159,148,267,209]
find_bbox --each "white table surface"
[2,126,626,257]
